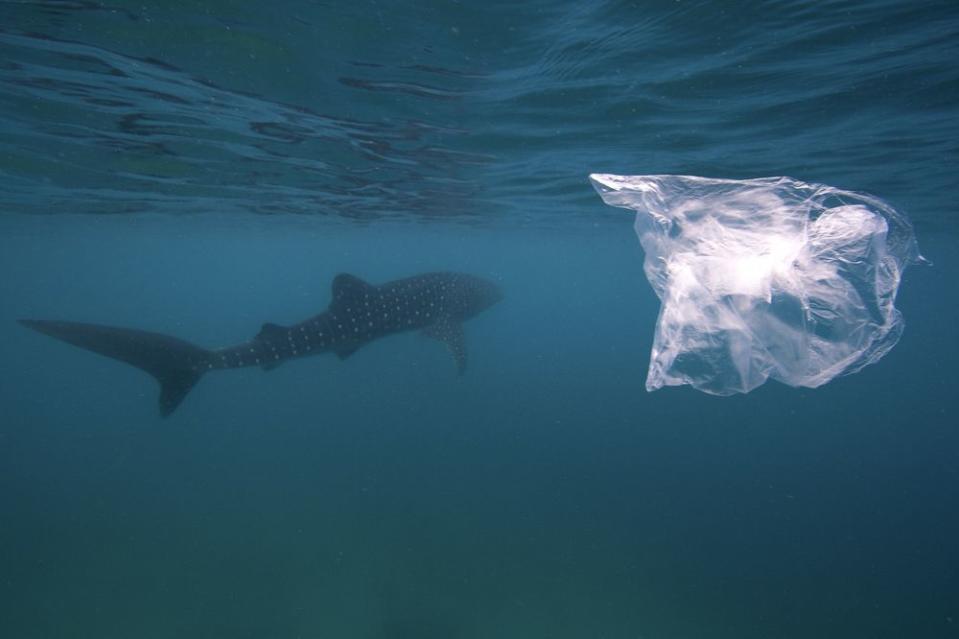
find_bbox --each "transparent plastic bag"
[590,174,925,395]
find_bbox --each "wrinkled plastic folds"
[590,174,924,395]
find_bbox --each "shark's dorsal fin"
[256,322,287,342]
[332,273,374,305]
[422,317,467,374]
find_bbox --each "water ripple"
[0,26,485,220]
[0,1,957,231]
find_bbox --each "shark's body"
[19,272,502,416]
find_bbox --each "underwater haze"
[1,1,958,638]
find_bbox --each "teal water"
[1,2,957,638]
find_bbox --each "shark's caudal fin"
[18,319,211,417]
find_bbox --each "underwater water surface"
[1,2,958,638]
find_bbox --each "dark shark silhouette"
[19,272,502,417]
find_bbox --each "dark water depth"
[2,216,957,638]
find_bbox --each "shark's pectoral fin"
[423,317,467,374]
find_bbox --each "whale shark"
[19,272,502,417]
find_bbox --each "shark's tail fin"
[19,319,211,417]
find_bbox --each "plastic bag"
[590,174,925,395]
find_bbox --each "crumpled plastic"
[590,174,925,395]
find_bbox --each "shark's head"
[455,273,503,318]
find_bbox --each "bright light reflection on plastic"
[590,174,926,395]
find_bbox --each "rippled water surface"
[1,2,957,638]
[2,1,957,225]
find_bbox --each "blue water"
[1,1,957,637]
